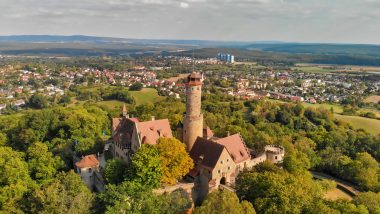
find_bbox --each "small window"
[227,159,229,162]
[218,170,221,174]
[275,156,278,160]
[228,166,231,170]
[220,160,223,164]
[88,168,92,173]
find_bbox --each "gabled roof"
[190,137,225,170]
[214,134,251,164]
[137,119,173,145]
[112,117,139,144]
[75,154,99,169]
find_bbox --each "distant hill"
[244,43,380,57]
[1,35,380,66]
[0,35,251,47]
[173,48,380,66]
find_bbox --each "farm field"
[334,114,380,136]
[129,88,165,105]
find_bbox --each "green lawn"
[334,114,380,136]
[129,88,165,105]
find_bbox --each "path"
[310,171,360,196]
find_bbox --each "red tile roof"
[214,134,251,164]
[137,119,172,145]
[75,154,99,169]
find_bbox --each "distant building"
[217,53,235,63]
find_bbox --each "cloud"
[0,0,379,44]
[180,2,190,8]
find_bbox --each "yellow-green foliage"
[157,137,194,185]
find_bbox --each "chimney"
[151,116,155,121]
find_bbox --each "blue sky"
[1,0,380,44]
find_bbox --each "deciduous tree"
[157,137,194,185]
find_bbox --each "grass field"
[96,100,128,109]
[325,188,353,201]
[302,103,343,113]
[294,63,380,73]
[334,114,380,136]
[129,88,165,105]
[292,65,334,73]
[365,95,380,104]
[269,99,380,135]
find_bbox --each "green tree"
[283,150,311,174]
[157,137,194,185]
[104,159,128,185]
[29,171,94,214]
[29,93,49,109]
[0,146,31,212]
[129,144,163,188]
[354,192,380,214]
[350,153,380,191]
[26,142,64,183]
[236,171,323,213]
[129,82,143,91]
[195,190,256,214]
[98,181,191,214]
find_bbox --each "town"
[1,55,379,114]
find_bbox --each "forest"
[1,87,380,213]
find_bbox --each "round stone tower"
[183,72,203,151]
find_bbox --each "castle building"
[112,105,172,162]
[183,72,204,151]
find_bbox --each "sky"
[1,0,380,44]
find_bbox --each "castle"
[112,72,284,188]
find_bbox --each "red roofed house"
[112,105,173,162]
[75,154,100,190]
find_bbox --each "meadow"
[334,114,380,136]
[129,88,165,105]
